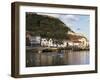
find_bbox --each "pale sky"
[37,13,90,40]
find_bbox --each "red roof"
[72,40,81,43]
[68,34,83,41]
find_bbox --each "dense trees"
[26,13,73,45]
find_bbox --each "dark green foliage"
[26,12,72,40]
[26,37,31,46]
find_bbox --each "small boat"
[42,48,58,53]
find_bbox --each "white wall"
[0,0,100,80]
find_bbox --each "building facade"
[26,31,89,49]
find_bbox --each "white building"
[26,31,89,49]
[30,36,41,44]
[26,32,41,47]
[68,31,89,49]
[41,38,68,48]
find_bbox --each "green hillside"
[26,13,72,40]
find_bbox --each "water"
[26,50,89,67]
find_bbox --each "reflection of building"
[26,51,69,67]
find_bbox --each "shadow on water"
[26,49,90,67]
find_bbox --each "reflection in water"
[26,50,89,67]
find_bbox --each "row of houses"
[26,31,89,49]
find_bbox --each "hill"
[26,12,72,40]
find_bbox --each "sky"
[37,13,90,40]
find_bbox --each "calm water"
[26,50,89,67]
